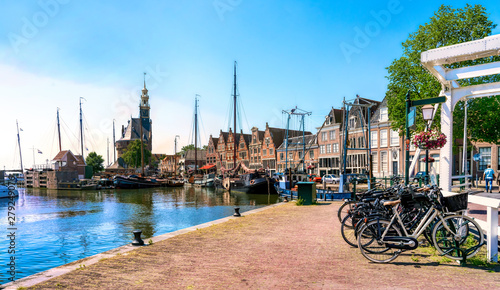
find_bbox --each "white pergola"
[421,34,500,192]
[421,34,500,262]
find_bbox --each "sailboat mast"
[107,137,110,167]
[113,119,116,163]
[233,61,237,169]
[16,120,24,176]
[79,97,84,158]
[194,95,199,174]
[57,108,62,152]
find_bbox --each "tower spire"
[143,72,146,89]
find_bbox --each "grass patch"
[148,239,154,245]
[295,198,305,206]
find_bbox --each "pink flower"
[411,130,447,150]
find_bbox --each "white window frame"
[390,129,399,146]
[380,129,388,147]
[320,145,325,154]
[379,107,388,122]
[326,144,332,154]
[372,152,378,173]
[380,151,388,175]
[371,131,378,148]
[332,143,339,153]
[321,132,327,141]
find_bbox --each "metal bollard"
[132,230,145,246]
[233,207,241,217]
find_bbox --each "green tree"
[86,152,104,174]
[122,140,152,168]
[178,144,204,155]
[385,4,500,144]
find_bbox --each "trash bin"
[297,182,316,205]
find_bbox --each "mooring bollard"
[233,207,241,217]
[132,230,145,246]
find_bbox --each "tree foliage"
[122,140,152,168]
[178,144,205,155]
[85,152,104,174]
[385,4,500,144]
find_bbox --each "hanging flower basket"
[411,130,447,150]
[420,156,435,163]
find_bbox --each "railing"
[442,191,499,263]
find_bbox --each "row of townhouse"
[199,95,499,179]
[205,123,310,175]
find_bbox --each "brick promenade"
[5,202,500,289]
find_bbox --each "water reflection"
[0,186,278,283]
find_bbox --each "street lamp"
[422,104,434,184]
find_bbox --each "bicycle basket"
[441,192,468,212]
[400,190,416,208]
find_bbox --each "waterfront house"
[276,134,317,173]
[249,127,265,170]
[206,135,219,168]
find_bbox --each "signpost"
[405,91,446,185]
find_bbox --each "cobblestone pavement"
[9,202,500,289]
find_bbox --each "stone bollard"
[233,207,241,217]
[132,230,145,246]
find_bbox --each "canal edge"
[1,202,286,290]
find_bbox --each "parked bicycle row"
[338,177,484,263]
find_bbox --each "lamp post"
[421,104,434,185]
[404,91,445,185]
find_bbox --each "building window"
[332,143,339,153]
[265,137,270,147]
[298,151,303,159]
[379,107,388,121]
[350,117,357,129]
[371,131,378,148]
[326,144,332,154]
[240,142,244,149]
[310,150,314,159]
[270,148,273,155]
[380,129,388,147]
[380,151,388,175]
[329,130,336,140]
[322,132,327,141]
[479,147,491,171]
[372,152,378,173]
[320,145,325,154]
[390,130,399,146]
[288,153,293,160]
[280,153,284,160]
[263,149,267,156]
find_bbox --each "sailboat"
[221,62,276,194]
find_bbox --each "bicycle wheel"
[338,200,356,223]
[357,219,402,263]
[432,215,484,260]
[341,214,364,247]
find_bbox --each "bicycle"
[356,186,484,263]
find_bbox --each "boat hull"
[113,176,160,189]
[0,185,18,198]
[229,176,277,194]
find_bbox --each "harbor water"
[0,186,279,283]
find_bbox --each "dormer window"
[379,107,388,122]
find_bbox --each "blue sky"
[1,0,499,169]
